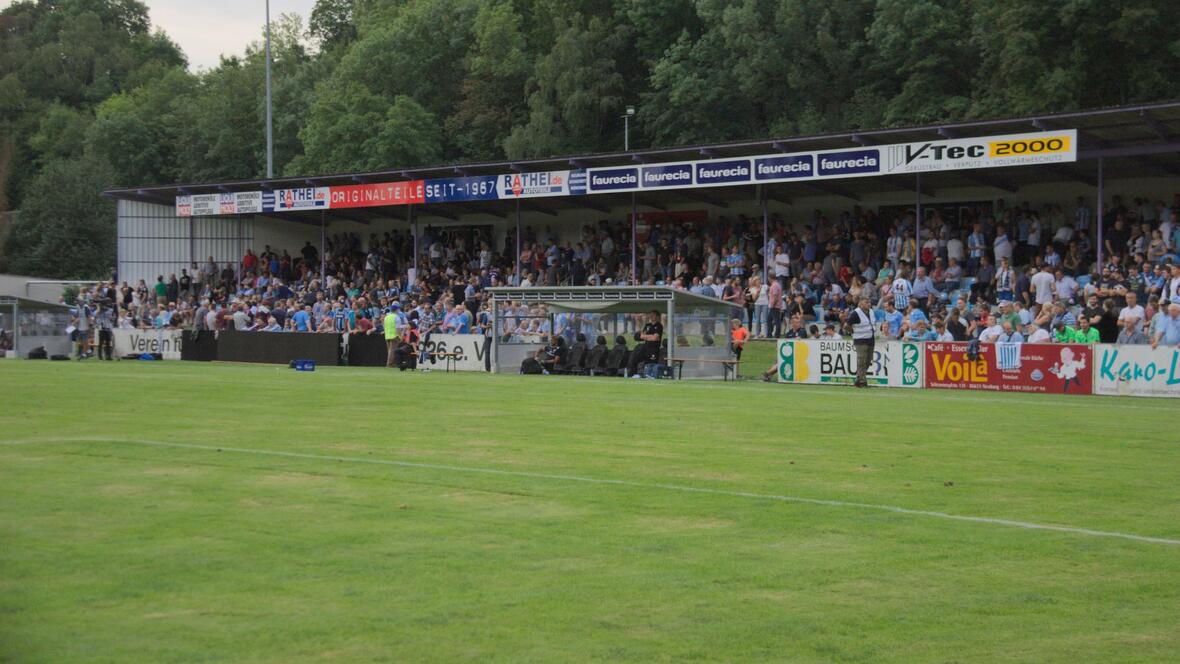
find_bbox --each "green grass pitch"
[1,354,1178,662]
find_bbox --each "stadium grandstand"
[79,103,1180,374]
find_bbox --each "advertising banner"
[190,194,219,216]
[1092,344,1180,398]
[273,187,330,211]
[924,342,1092,394]
[233,191,263,214]
[175,195,192,216]
[424,176,500,203]
[112,329,184,360]
[497,170,585,198]
[776,339,923,388]
[330,181,424,208]
[880,131,1075,175]
[420,333,489,372]
[585,130,1077,194]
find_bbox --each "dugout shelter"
[487,286,743,378]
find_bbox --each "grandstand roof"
[487,286,741,314]
[104,100,1180,222]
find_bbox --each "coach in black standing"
[628,310,664,376]
[841,297,876,388]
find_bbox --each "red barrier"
[924,342,1093,394]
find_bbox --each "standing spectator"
[1030,265,1055,307]
[768,277,784,338]
[1151,302,1180,349]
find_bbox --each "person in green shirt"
[154,275,167,306]
[998,301,1021,333]
[1059,316,1100,344]
[383,307,401,368]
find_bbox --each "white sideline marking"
[4,436,1180,547]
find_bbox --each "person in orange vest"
[730,317,749,361]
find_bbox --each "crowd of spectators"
[67,193,1180,358]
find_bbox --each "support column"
[515,198,522,285]
[760,185,769,285]
[188,216,195,269]
[410,203,417,284]
[1096,158,1105,269]
[631,193,638,285]
[915,172,923,269]
[490,297,499,372]
[12,300,19,357]
[319,211,326,286]
[235,216,242,285]
[665,298,674,373]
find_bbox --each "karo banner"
[776,339,923,388]
[1092,344,1180,398]
[330,181,424,208]
[925,342,1092,394]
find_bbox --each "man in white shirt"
[1053,270,1079,304]
[978,314,1004,343]
[772,247,791,287]
[993,226,1013,264]
[1030,265,1055,306]
[1118,292,1146,333]
[1025,322,1051,343]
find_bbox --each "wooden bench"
[669,357,741,381]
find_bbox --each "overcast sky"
[1,0,318,71]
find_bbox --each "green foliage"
[504,15,629,158]
[3,152,116,278]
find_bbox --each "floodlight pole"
[265,0,274,178]
[1096,158,1104,268]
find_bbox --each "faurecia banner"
[776,339,922,388]
[585,130,1077,194]
[1092,344,1180,398]
[925,341,1093,394]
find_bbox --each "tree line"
[2,0,1178,278]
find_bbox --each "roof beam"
[1040,164,1097,187]
[1140,110,1171,142]
[675,189,730,208]
[418,205,458,221]
[519,201,558,217]
[448,202,508,219]
[1080,142,1180,159]
[953,171,1019,193]
[803,181,860,201]
[636,196,667,211]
